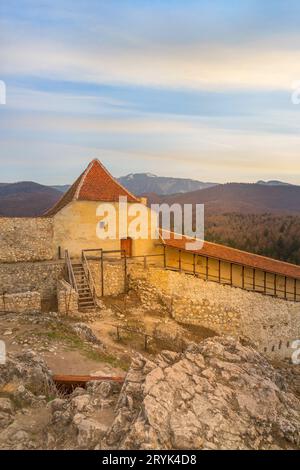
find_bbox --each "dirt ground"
[0,288,217,379]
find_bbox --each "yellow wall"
[52,200,161,259]
[51,200,300,301]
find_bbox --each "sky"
[1,0,300,184]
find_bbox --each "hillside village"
[0,158,300,450]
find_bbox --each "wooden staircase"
[72,262,96,312]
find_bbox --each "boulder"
[105,336,300,450]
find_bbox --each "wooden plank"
[53,374,124,386]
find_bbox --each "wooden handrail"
[64,250,78,292]
[81,249,99,303]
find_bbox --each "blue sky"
[1,0,300,184]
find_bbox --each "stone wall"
[57,280,78,316]
[0,260,64,310]
[0,218,54,262]
[128,265,300,360]
[88,259,126,297]
[0,291,41,313]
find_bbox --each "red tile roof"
[160,229,300,280]
[45,159,140,216]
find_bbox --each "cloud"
[2,2,300,93]
[2,106,300,183]
[2,35,300,92]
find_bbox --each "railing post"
[284,276,287,299]
[193,253,196,275]
[242,266,245,289]
[124,254,127,294]
[163,245,166,268]
[101,252,104,297]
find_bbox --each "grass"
[37,327,130,371]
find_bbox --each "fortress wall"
[0,291,41,313]
[57,279,79,316]
[0,260,64,311]
[165,246,300,301]
[88,259,126,297]
[128,265,300,360]
[0,217,54,262]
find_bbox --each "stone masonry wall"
[0,218,54,262]
[57,280,78,316]
[128,265,300,360]
[0,291,41,313]
[0,260,64,310]
[88,259,126,297]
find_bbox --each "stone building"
[1,158,300,351]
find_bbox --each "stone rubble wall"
[0,260,64,310]
[0,218,54,263]
[57,279,78,316]
[0,291,41,313]
[0,261,64,296]
[88,259,125,297]
[128,265,300,360]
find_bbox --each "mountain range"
[0,173,298,217]
[118,173,218,195]
[0,182,61,217]
[144,183,300,216]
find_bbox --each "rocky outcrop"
[0,350,54,398]
[70,323,103,346]
[0,351,121,450]
[105,336,300,450]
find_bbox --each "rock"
[106,336,300,450]
[0,351,54,397]
[71,323,102,346]
[49,398,67,413]
[0,398,14,415]
[10,430,30,444]
[75,416,108,448]
[86,381,120,398]
[0,411,14,429]
[71,395,92,413]
[3,330,13,336]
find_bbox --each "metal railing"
[64,249,78,292]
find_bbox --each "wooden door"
[121,238,132,257]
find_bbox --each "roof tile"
[160,229,300,280]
